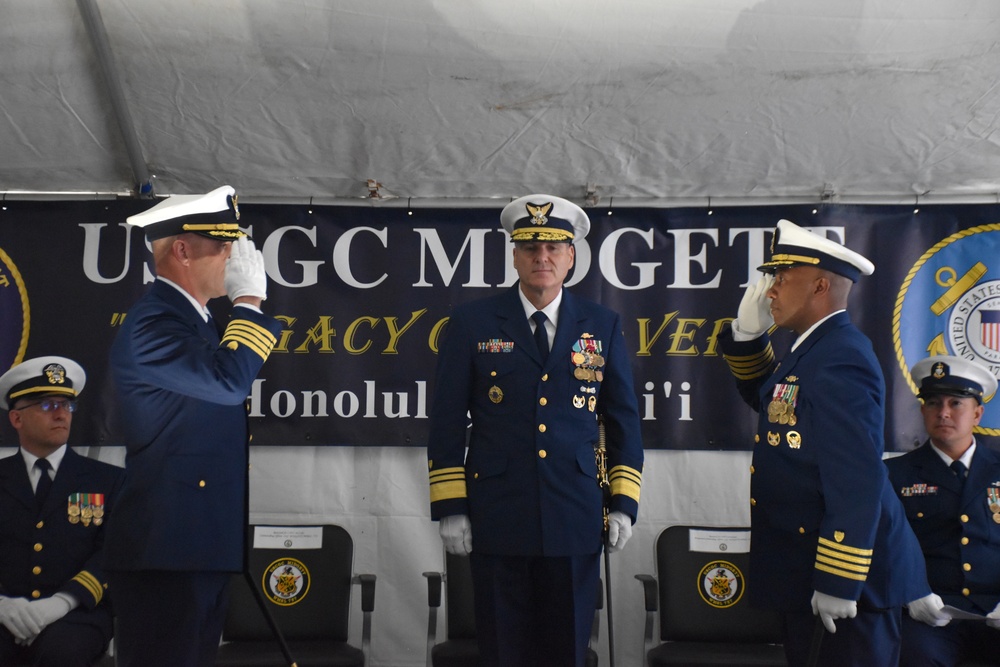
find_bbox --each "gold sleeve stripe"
[724,349,775,380]
[429,467,467,503]
[222,320,277,360]
[815,562,868,582]
[72,570,104,604]
[429,466,465,480]
[817,545,872,566]
[817,537,874,556]
[816,553,870,574]
[429,479,467,503]
[609,465,642,502]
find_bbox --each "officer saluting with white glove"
[105,186,283,667]
[719,219,931,667]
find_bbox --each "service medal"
[994,513,1000,524]
[573,395,585,408]
[767,431,780,447]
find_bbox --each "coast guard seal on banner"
[0,246,30,374]
[894,223,1000,434]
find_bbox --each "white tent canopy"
[4,0,1000,203]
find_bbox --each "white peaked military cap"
[500,194,590,243]
[0,356,86,410]
[911,355,998,405]
[126,185,246,241]
[757,219,875,282]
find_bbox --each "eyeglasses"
[11,398,77,413]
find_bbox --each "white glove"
[811,590,857,634]
[606,511,632,553]
[225,236,268,302]
[733,273,775,339]
[0,596,43,641]
[24,594,74,630]
[987,601,1000,630]
[439,514,473,555]
[907,593,950,627]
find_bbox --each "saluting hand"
[225,236,268,302]
[733,272,774,339]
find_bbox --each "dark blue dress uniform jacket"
[721,312,929,611]
[105,280,281,572]
[0,448,123,621]
[427,285,644,556]
[885,442,1000,614]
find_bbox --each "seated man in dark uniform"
[886,355,1000,666]
[0,356,124,666]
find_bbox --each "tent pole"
[76,0,154,197]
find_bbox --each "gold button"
[961,514,969,523]
[538,450,547,459]
[490,371,497,377]
[961,537,969,545]
[917,512,924,518]
[35,521,43,529]
[32,566,41,575]
[538,424,546,433]
[750,498,756,506]
[199,480,207,488]
[754,434,760,443]
[33,543,42,552]
[31,590,40,599]
[474,473,479,479]
[799,527,805,534]
[963,588,971,596]
[964,563,972,572]
[749,465,755,474]
[541,374,548,381]
[539,397,547,406]
[249,434,253,442]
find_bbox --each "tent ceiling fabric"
[3,0,1000,202]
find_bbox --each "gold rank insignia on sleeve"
[609,465,642,503]
[429,466,467,504]
[221,319,277,361]
[815,535,872,582]
[724,346,775,381]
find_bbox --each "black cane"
[603,526,616,667]
[805,616,825,667]
[244,569,299,667]
[596,417,616,667]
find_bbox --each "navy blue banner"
[1,200,999,450]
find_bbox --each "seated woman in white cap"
[886,355,1000,666]
[0,356,123,667]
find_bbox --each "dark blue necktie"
[950,460,967,493]
[532,311,549,363]
[34,458,53,506]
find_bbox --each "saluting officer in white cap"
[103,186,284,667]
[720,219,932,666]
[427,194,643,666]
[0,357,123,665]
[886,355,1000,664]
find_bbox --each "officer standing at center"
[719,219,931,666]
[886,355,1000,666]
[427,194,644,667]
